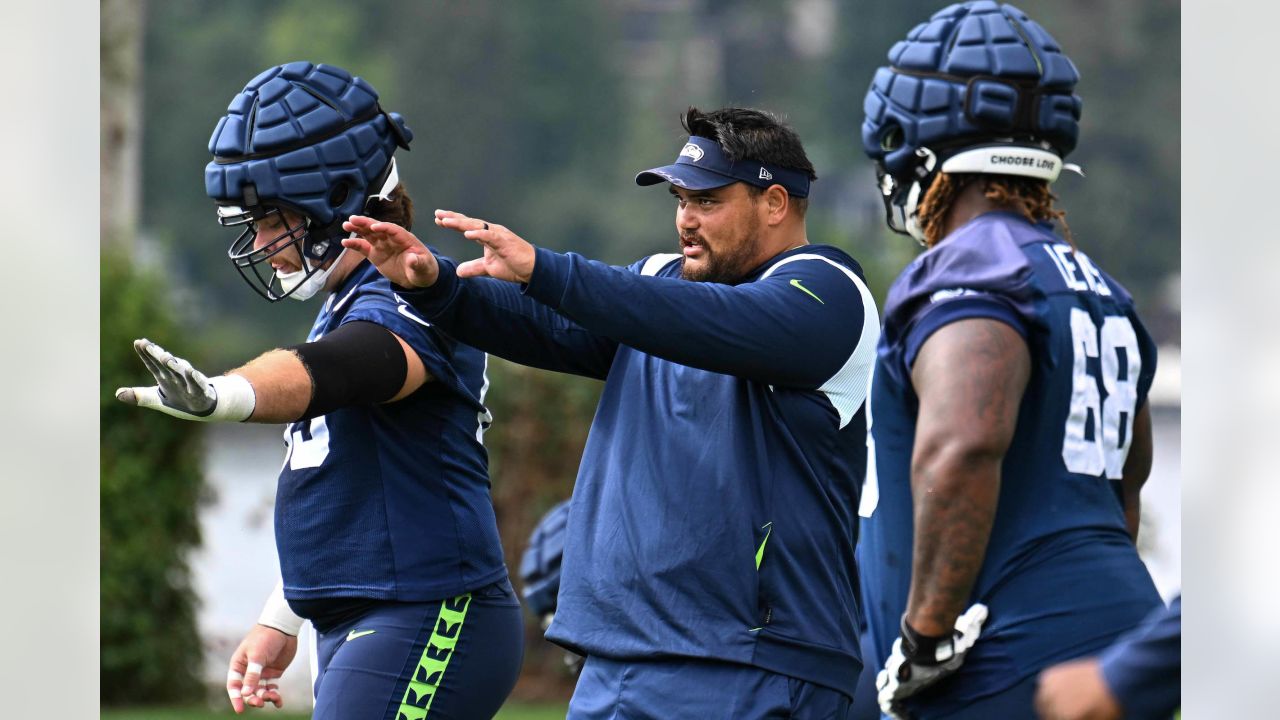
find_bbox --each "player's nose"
[676,205,698,231]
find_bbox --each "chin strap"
[371,157,399,201]
[278,247,349,302]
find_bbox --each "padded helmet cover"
[204,61,413,228]
[861,1,1082,180]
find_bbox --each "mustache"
[680,233,703,244]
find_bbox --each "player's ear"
[763,185,789,225]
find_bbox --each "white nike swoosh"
[331,285,361,314]
[397,303,431,327]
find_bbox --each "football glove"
[115,338,256,422]
[877,603,989,720]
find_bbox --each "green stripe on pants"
[395,593,472,720]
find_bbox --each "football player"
[518,499,584,674]
[855,3,1164,718]
[343,107,880,717]
[117,62,522,719]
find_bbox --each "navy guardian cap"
[205,61,413,301]
[519,500,571,624]
[861,1,1082,242]
[636,135,811,198]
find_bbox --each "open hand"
[116,339,256,422]
[434,209,536,284]
[342,215,439,288]
[116,339,216,417]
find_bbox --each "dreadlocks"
[917,173,1072,248]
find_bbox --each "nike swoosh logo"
[346,629,376,641]
[331,285,361,314]
[397,303,431,327]
[755,522,773,570]
[789,279,824,304]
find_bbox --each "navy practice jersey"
[857,211,1163,714]
[276,260,506,612]
[396,244,880,695]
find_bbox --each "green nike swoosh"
[789,278,824,304]
[346,629,376,641]
[755,522,773,570]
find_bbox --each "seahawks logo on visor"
[679,143,705,162]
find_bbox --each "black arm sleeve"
[287,320,409,419]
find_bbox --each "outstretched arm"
[343,214,618,379]
[116,321,428,423]
[420,210,873,388]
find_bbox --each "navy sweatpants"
[569,655,852,719]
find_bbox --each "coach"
[344,107,879,718]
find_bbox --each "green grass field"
[101,701,569,720]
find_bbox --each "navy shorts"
[912,674,1039,719]
[844,664,1039,719]
[568,655,852,720]
[306,579,524,720]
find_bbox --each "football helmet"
[205,61,413,301]
[519,499,571,627]
[861,2,1082,242]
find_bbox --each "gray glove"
[877,603,989,719]
[115,339,255,422]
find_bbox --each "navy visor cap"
[635,135,811,198]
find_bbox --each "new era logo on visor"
[680,143,705,162]
[759,167,773,180]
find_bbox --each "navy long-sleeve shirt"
[1100,595,1181,719]
[396,243,879,694]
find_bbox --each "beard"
[679,215,762,284]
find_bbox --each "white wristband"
[257,580,304,636]
[209,374,257,422]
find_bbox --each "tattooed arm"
[905,318,1030,636]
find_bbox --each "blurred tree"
[101,251,208,704]
[103,0,207,703]
[102,0,144,253]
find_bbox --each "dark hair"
[364,182,415,231]
[681,107,817,214]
